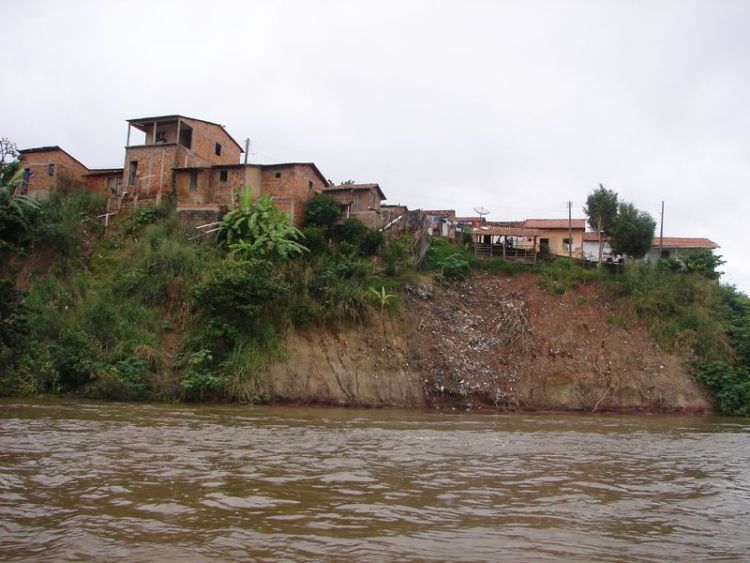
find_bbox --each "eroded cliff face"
[268,273,712,413]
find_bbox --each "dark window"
[275,172,281,178]
[215,143,222,156]
[189,171,198,193]
[308,181,313,190]
[179,127,192,149]
[661,249,670,259]
[219,169,228,182]
[47,163,55,176]
[22,168,31,192]
[128,161,138,186]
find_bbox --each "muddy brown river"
[1,399,749,561]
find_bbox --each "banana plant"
[218,187,308,261]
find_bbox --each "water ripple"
[1,399,749,561]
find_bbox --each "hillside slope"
[270,272,712,412]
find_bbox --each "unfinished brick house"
[17,146,89,200]
[173,161,329,225]
[17,114,345,226]
[324,183,386,227]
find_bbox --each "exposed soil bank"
[269,273,712,413]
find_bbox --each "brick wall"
[85,171,123,196]
[19,149,89,201]
[261,165,326,224]
[182,118,242,166]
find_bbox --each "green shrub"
[218,192,307,261]
[307,254,369,325]
[181,349,224,401]
[695,362,750,416]
[476,258,528,276]
[334,217,366,242]
[538,258,601,293]
[358,228,384,256]
[423,237,476,272]
[299,225,328,255]
[191,259,288,344]
[382,236,412,276]
[86,357,151,400]
[436,253,471,283]
[219,337,284,403]
[304,194,341,228]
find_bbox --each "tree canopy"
[304,193,341,228]
[584,184,618,235]
[610,201,656,259]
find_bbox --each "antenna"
[473,206,490,223]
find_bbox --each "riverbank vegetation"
[0,184,748,414]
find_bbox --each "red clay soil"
[270,272,712,413]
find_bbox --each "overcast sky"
[2,0,748,289]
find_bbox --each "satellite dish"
[473,206,490,216]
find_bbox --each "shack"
[473,225,544,264]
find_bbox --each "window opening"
[128,161,138,186]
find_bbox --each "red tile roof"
[652,237,719,249]
[524,218,586,229]
[474,226,544,237]
[582,233,719,250]
[422,209,456,218]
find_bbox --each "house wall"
[262,165,326,224]
[174,169,211,206]
[122,144,215,199]
[381,205,408,225]
[582,239,613,261]
[181,118,241,166]
[645,247,701,262]
[19,150,89,201]
[325,188,384,227]
[85,172,123,196]
[517,228,584,257]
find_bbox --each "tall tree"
[610,202,656,259]
[584,184,618,264]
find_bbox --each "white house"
[582,233,719,262]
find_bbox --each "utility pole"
[597,212,604,266]
[659,201,664,259]
[567,200,572,258]
[244,138,250,165]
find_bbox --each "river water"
[1,400,749,561]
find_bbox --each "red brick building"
[173,162,329,225]
[17,146,89,200]
[323,183,386,227]
[17,114,355,226]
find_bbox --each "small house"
[520,218,586,258]
[422,209,456,238]
[324,183,386,227]
[17,146,89,200]
[646,237,720,261]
